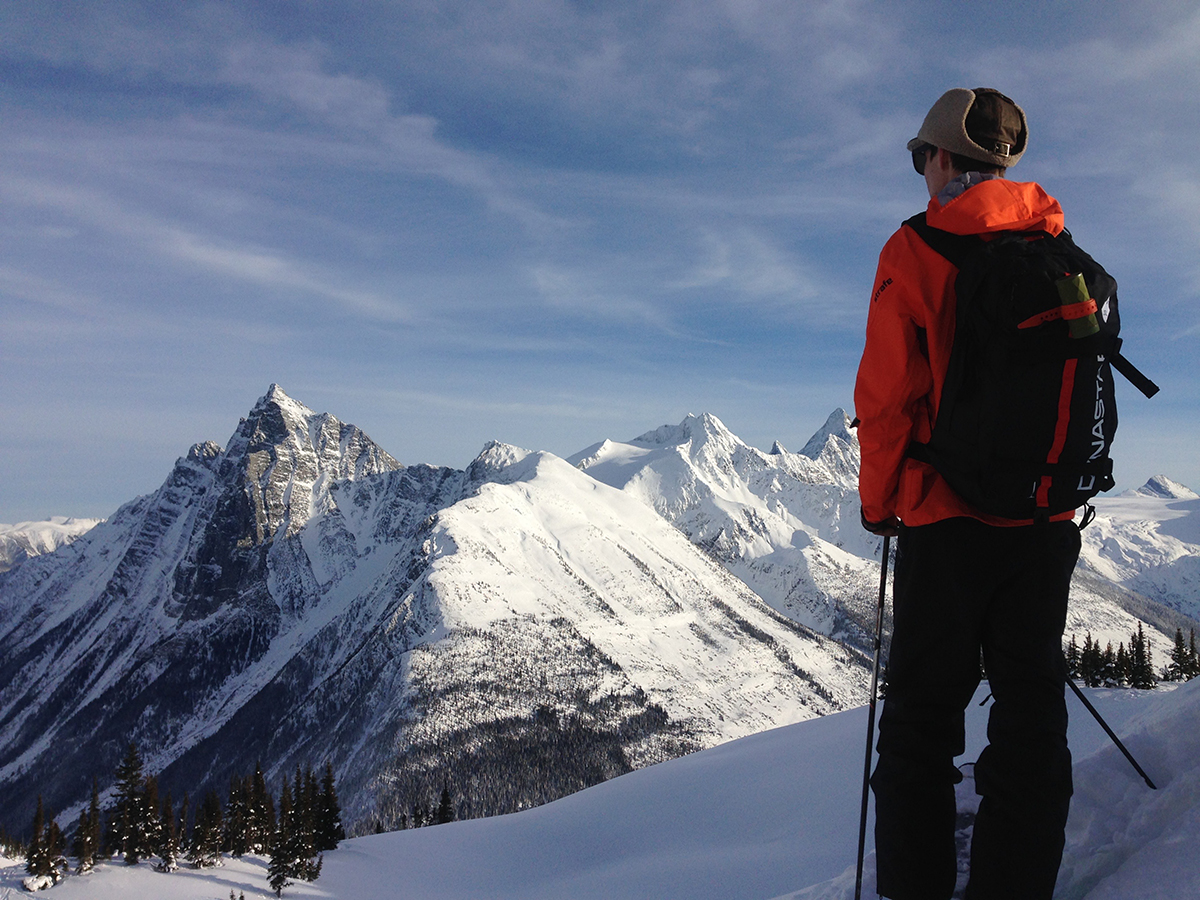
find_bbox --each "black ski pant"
[871,517,1080,900]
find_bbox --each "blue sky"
[2,1,1197,523]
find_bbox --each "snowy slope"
[0,517,101,573]
[4,680,1193,900]
[1078,476,1200,623]
[569,410,884,650]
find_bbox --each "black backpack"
[904,213,1158,521]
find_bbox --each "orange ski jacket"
[854,178,1076,527]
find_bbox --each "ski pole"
[855,534,890,900]
[1065,676,1157,790]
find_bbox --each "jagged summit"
[466,440,533,483]
[770,440,788,455]
[799,408,855,460]
[1132,475,1199,500]
[633,412,736,448]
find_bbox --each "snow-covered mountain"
[1078,477,1200,624]
[569,409,881,649]
[0,387,866,836]
[0,517,101,573]
[0,386,1194,841]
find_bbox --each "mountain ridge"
[1,386,1196,838]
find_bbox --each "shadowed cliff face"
[0,386,411,828]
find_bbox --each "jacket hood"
[926,179,1064,236]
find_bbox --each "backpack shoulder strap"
[902,212,982,268]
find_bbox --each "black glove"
[861,506,901,537]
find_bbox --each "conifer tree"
[1065,634,1080,678]
[1130,623,1156,689]
[267,775,294,896]
[297,765,316,864]
[178,792,191,858]
[86,776,102,868]
[156,791,179,872]
[45,818,66,881]
[25,795,49,879]
[247,763,276,853]
[142,774,162,863]
[1114,642,1131,686]
[296,765,321,881]
[72,805,93,873]
[72,780,102,875]
[1100,642,1118,687]
[189,790,224,867]
[435,783,455,825]
[225,774,249,857]
[110,741,157,864]
[1080,633,1101,687]
[1165,628,1189,681]
[1190,629,1200,680]
[315,763,344,852]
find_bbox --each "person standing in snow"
[854,88,1081,900]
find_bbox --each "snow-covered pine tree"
[1115,643,1131,686]
[1065,634,1080,678]
[25,795,49,878]
[267,775,294,896]
[1164,628,1190,681]
[1080,633,1101,687]
[189,790,224,867]
[141,774,162,863]
[1130,623,1156,689]
[45,818,66,881]
[156,791,179,872]
[0,822,22,858]
[295,764,321,881]
[225,774,249,857]
[247,763,276,853]
[85,777,101,869]
[178,792,191,858]
[111,742,147,863]
[1100,642,1118,687]
[315,762,344,851]
[71,805,95,873]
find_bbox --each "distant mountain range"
[0,517,102,574]
[2,386,1196,835]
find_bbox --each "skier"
[854,88,1081,899]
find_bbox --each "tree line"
[1066,625,1199,688]
[11,742,343,896]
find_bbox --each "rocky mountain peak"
[1134,475,1199,500]
[632,412,740,455]
[799,408,855,460]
